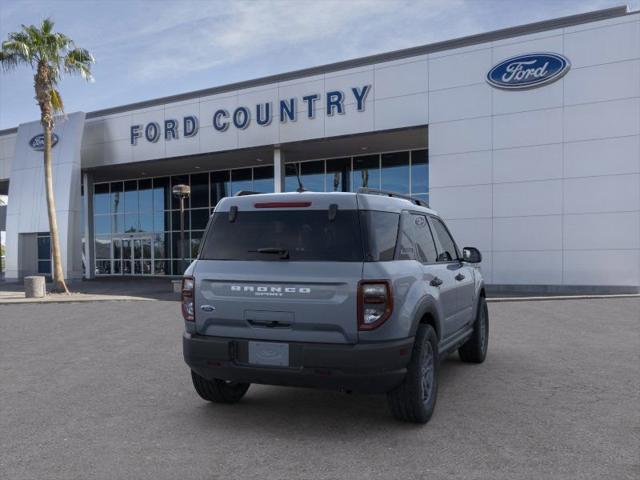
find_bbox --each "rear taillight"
[181,276,195,322]
[357,280,393,330]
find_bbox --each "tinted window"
[409,214,438,263]
[430,217,458,262]
[360,211,399,261]
[201,210,363,261]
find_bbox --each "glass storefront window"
[326,158,350,192]
[253,166,274,193]
[124,180,138,213]
[171,210,190,231]
[191,208,210,230]
[94,183,110,214]
[411,149,428,195]
[301,160,325,192]
[190,173,209,208]
[153,177,170,211]
[231,168,252,195]
[285,163,300,192]
[92,148,427,275]
[381,151,410,194]
[111,182,123,215]
[138,179,153,212]
[352,155,380,191]
[210,171,230,206]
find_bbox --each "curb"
[487,293,640,303]
[0,296,160,305]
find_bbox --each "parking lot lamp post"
[172,185,191,274]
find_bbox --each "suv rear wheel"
[387,324,438,424]
[191,371,250,403]
[458,296,489,363]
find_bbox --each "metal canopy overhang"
[85,126,428,183]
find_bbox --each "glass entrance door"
[113,236,153,275]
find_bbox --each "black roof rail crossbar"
[234,190,263,196]
[358,187,430,208]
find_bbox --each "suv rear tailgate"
[193,260,362,344]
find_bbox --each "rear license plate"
[248,341,289,367]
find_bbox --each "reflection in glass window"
[172,210,190,231]
[253,166,274,193]
[301,161,325,192]
[38,260,52,274]
[231,168,252,195]
[411,149,428,194]
[191,208,210,230]
[154,211,168,232]
[190,231,203,258]
[124,180,140,213]
[153,177,170,211]
[95,237,111,259]
[153,233,168,258]
[94,183,110,214]
[326,158,350,192]
[381,151,410,194]
[111,182,123,215]
[210,171,229,206]
[94,215,111,235]
[285,163,301,192]
[352,155,380,191]
[124,213,139,233]
[139,212,153,232]
[112,214,124,234]
[138,179,153,212]
[190,173,209,208]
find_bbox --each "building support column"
[82,172,95,279]
[273,147,285,193]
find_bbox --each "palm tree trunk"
[43,123,69,293]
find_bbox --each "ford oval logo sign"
[29,133,59,151]
[487,53,570,90]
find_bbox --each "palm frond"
[50,88,64,113]
[64,47,94,81]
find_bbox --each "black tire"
[458,295,489,363]
[191,370,250,404]
[387,324,438,424]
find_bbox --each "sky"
[0,0,636,130]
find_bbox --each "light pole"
[172,184,191,274]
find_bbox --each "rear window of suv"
[200,210,364,261]
[199,209,401,262]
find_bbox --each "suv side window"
[410,214,438,263]
[430,217,459,262]
[396,212,438,262]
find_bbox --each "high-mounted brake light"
[181,276,195,322]
[357,280,393,330]
[254,202,312,208]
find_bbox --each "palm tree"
[0,18,94,293]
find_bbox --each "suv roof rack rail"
[357,187,429,208]
[234,190,263,196]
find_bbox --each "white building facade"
[0,6,638,293]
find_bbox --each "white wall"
[0,133,16,181]
[428,12,640,288]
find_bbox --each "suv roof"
[215,191,437,216]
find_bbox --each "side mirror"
[462,247,482,263]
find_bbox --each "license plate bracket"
[248,341,289,367]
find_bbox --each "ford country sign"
[29,133,59,151]
[487,53,570,90]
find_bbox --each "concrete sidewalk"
[0,277,179,304]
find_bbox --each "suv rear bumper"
[183,333,414,394]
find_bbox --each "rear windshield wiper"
[248,247,290,259]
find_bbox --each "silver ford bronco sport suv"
[181,189,488,423]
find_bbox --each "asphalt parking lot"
[1,297,638,480]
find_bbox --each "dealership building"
[0,5,639,292]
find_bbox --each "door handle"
[455,273,466,281]
[430,277,443,287]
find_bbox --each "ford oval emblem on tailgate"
[200,305,215,312]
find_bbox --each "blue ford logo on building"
[487,53,570,90]
[29,133,59,151]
